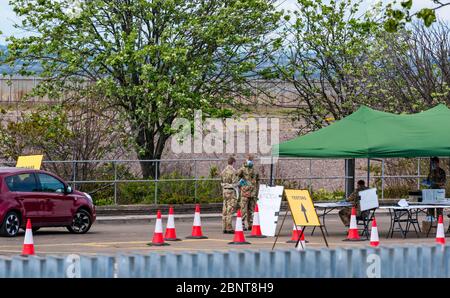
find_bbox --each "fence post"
[194,159,198,202]
[154,160,158,205]
[113,161,118,205]
[417,158,421,189]
[72,161,77,190]
[309,159,312,194]
[381,159,385,200]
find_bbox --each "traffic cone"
[22,219,35,256]
[287,224,308,243]
[295,228,306,251]
[164,206,181,241]
[186,204,208,239]
[248,204,266,238]
[228,209,251,245]
[370,217,380,247]
[147,210,169,246]
[343,207,363,241]
[436,215,446,245]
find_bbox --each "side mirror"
[65,185,73,194]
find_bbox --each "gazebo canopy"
[273,104,450,158]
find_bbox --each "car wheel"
[67,209,92,234]
[0,211,21,237]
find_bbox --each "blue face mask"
[247,160,254,168]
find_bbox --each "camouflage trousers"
[222,189,238,231]
[240,196,257,228]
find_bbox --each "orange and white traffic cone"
[287,224,307,243]
[370,217,380,247]
[229,209,250,245]
[343,207,363,241]
[22,219,35,256]
[186,204,208,239]
[147,210,169,246]
[248,204,266,238]
[295,228,306,251]
[436,215,446,245]
[164,206,181,241]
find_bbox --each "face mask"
[247,160,254,168]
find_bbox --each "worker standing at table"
[220,156,239,234]
[237,154,259,231]
[339,180,369,227]
[426,157,446,221]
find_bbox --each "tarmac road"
[0,213,443,256]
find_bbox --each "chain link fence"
[0,157,435,205]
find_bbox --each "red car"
[0,167,96,237]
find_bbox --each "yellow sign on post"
[16,155,43,170]
[285,189,320,226]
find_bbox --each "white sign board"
[359,188,379,211]
[257,184,284,236]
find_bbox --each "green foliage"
[0,104,72,159]
[88,166,223,206]
[6,0,282,178]
[384,0,444,32]
[311,189,346,201]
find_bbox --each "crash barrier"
[0,244,449,278]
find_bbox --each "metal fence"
[0,157,432,205]
[1,244,449,278]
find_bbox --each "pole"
[367,158,370,187]
[113,161,117,205]
[269,161,274,186]
[154,160,158,205]
[194,159,198,199]
[345,159,355,198]
[381,159,385,200]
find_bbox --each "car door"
[36,173,75,224]
[5,173,44,224]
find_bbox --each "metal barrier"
[0,157,431,205]
[0,244,449,278]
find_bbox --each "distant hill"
[0,44,43,75]
[0,44,289,76]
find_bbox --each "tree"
[261,0,381,133]
[0,98,127,185]
[383,0,450,32]
[364,22,450,112]
[263,0,449,133]
[6,0,281,178]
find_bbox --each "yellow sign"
[285,189,320,226]
[16,155,43,170]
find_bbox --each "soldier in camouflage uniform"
[426,157,446,219]
[236,154,259,230]
[220,156,239,234]
[339,180,368,226]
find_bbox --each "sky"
[1,0,450,43]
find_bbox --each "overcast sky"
[1,0,450,43]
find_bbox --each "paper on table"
[398,199,409,207]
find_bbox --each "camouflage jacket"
[220,165,238,189]
[428,168,446,189]
[236,164,259,197]
[347,186,369,211]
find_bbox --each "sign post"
[273,189,328,249]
